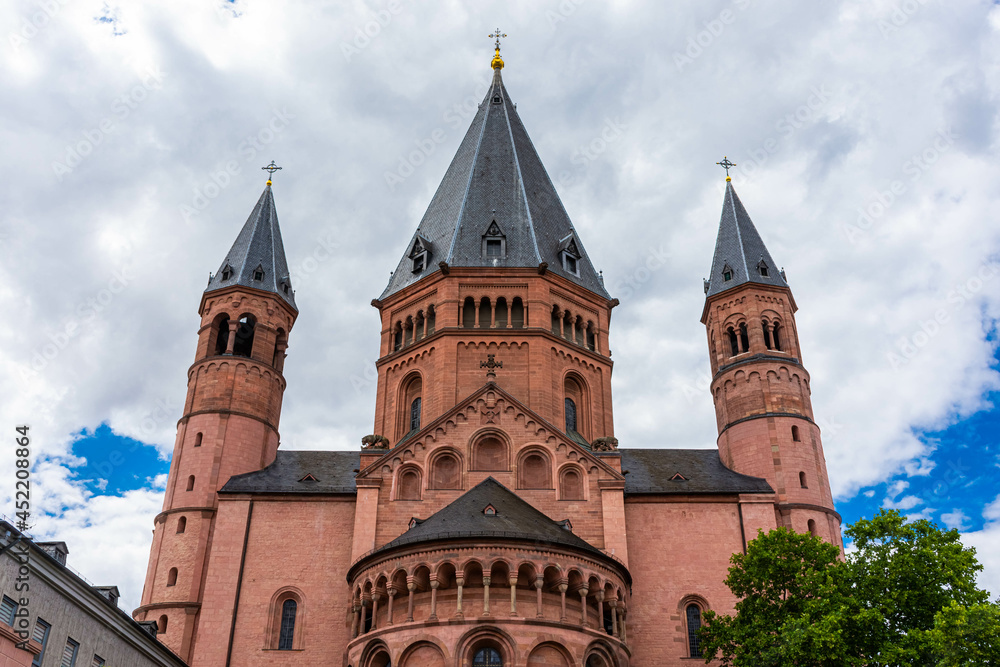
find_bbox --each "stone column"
[509,575,517,616]
[595,591,605,633]
[483,576,492,616]
[558,583,568,622]
[351,602,360,639]
[610,600,619,638]
[474,301,481,328]
[371,592,381,632]
[535,577,544,618]
[455,574,464,619]
[578,587,589,627]
[386,587,396,626]
[621,607,627,642]
[429,579,439,621]
[360,597,370,634]
[491,301,497,328]
[406,580,415,622]
[224,324,236,354]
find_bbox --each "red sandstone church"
[133,44,842,667]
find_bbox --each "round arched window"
[472,647,502,666]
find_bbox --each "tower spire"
[489,28,506,70]
[704,180,787,298]
[205,176,296,310]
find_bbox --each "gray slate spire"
[705,182,788,298]
[380,68,609,300]
[205,184,296,310]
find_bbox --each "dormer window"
[758,260,769,277]
[483,504,497,516]
[558,234,582,277]
[221,265,233,281]
[279,276,291,295]
[252,265,265,281]
[492,95,502,104]
[409,235,431,274]
[408,517,421,530]
[482,221,506,260]
[722,263,733,282]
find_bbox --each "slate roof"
[364,477,603,558]
[220,450,359,494]
[205,184,297,310]
[620,449,773,495]
[705,181,788,298]
[380,68,609,300]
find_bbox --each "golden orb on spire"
[489,28,506,70]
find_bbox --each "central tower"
[369,45,617,452]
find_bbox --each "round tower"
[134,179,298,659]
[702,178,840,545]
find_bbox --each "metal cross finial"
[481,354,503,379]
[262,160,282,182]
[716,156,736,178]
[489,28,506,51]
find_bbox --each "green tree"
[698,528,872,666]
[923,600,1000,666]
[846,509,988,664]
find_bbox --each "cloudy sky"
[2,0,998,612]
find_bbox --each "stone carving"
[591,436,619,452]
[361,434,390,449]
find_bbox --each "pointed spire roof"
[205,184,296,310]
[705,181,788,298]
[380,64,609,300]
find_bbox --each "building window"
[808,519,818,536]
[473,647,503,666]
[758,261,769,277]
[563,254,578,275]
[194,432,202,447]
[158,615,168,633]
[727,328,739,356]
[412,253,425,272]
[773,324,782,351]
[473,436,507,471]
[0,596,17,625]
[92,655,106,667]
[686,604,703,657]
[220,264,233,281]
[799,471,808,488]
[397,468,421,501]
[462,297,476,328]
[60,638,79,667]
[409,236,430,274]
[560,468,584,500]
[167,568,178,587]
[233,315,256,357]
[31,618,50,667]
[763,322,772,349]
[252,266,264,281]
[214,315,230,355]
[519,452,550,489]
[486,239,502,257]
[176,516,187,534]
[186,475,195,491]
[410,397,421,433]
[791,425,801,442]
[278,599,297,650]
[738,323,749,353]
[430,453,461,489]
[565,398,577,433]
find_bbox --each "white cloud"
[1,0,999,612]
[941,509,970,531]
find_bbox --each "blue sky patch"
[71,424,170,495]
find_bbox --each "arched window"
[586,323,596,351]
[808,519,818,536]
[551,307,561,335]
[727,328,739,357]
[272,328,287,371]
[233,315,256,358]
[166,568,177,587]
[762,322,772,349]
[430,453,461,489]
[404,317,414,347]
[560,468,584,500]
[511,298,524,328]
[519,452,550,489]
[473,436,507,471]
[799,471,808,488]
[773,323,782,351]
[278,599,296,650]
[176,516,186,534]
[479,297,491,328]
[214,315,230,355]
[739,322,749,353]
[426,305,436,334]
[410,398,421,433]
[791,425,801,442]
[193,432,202,447]
[158,615,168,634]
[575,317,585,346]
[393,323,403,352]
[686,603,703,657]
[473,648,503,666]
[462,298,476,328]
[565,398,577,433]
[495,297,508,328]
[397,469,421,501]
[186,475,195,491]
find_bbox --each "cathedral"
[133,44,841,667]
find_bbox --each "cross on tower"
[716,156,736,180]
[489,28,506,51]
[262,160,282,184]
[480,354,503,379]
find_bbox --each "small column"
[509,575,517,617]
[534,577,544,618]
[371,592,381,632]
[406,580,416,622]
[429,579,439,621]
[351,602,360,639]
[360,597,370,634]
[491,302,497,328]
[595,591,605,633]
[610,600,619,638]
[386,586,396,626]
[474,301,481,328]
[224,326,236,354]
[455,574,465,619]
[578,587,589,627]
[483,576,492,616]
[621,607,628,642]
[558,583,568,622]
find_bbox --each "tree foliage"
[699,509,997,666]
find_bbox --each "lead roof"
[705,181,788,298]
[380,68,609,300]
[205,184,297,310]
